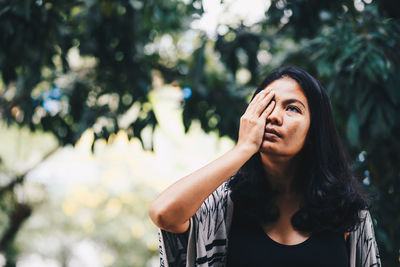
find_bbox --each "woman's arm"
[149,88,275,233]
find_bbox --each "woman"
[149,66,381,267]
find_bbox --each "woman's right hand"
[236,88,276,155]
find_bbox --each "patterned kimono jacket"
[158,182,381,267]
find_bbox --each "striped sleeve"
[158,182,231,267]
[159,228,189,267]
[348,210,381,267]
[191,182,230,266]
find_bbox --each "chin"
[259,141,278,154]
[259,140,292,156]
[259,142,302,158]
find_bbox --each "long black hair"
[228,66,369,233]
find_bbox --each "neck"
[259,153,300,196]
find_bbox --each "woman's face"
[259,77,311,157]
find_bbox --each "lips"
[264,127,282,138]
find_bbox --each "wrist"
[233,144,256,159]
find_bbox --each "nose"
[266,104,283,125]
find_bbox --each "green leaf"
[369,105,388,138]
[346,112,359,146]
[358,92,375,125]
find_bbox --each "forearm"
[149,145,253,233]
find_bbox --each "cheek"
[285,121,310,146]
[297,124,309,140]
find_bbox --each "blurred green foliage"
[0,0,202,145]
[1,0,400,266]
[17,178,160,267]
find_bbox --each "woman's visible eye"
[287,105,301,113]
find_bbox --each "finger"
[247,88,272,114]
[253,87,271,103]
[255,91,275,117]
[260,100,275,120]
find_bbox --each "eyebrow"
[281,98,306,109]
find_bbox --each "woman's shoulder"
[347,209,381,267]
[347,209,375,236]
[355,209,373,229]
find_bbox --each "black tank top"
[226,208,349,267]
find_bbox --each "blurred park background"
[0,0,399,266]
